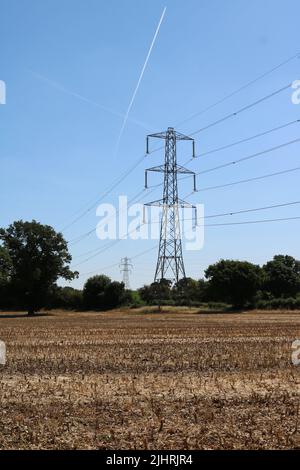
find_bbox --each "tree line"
[138,255,300,310]
[1,220,300,314]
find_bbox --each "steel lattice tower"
[144,127,197,284]
[119,257,133,290]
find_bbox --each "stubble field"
[0,308,300,450]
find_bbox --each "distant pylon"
[119,257,133,290]
[144,127,197,284]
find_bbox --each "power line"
[76,212,300,278]
[144,200,300,223]
[205,200,300,219]
[71,136,300,262]
[131,244,157,260]
[72,239,121,268]
[72,238,120,259]
[62,67,296,235]
[69,183,160,251]
[65,71,299,268]
[188,82,292,137]
[144,214,300,228]
[177,51,300,128]
[78,261,120,278]
[203,215,300,227]
[69,184,161,250]
[159,138,300,188]
[78,245,157,278]
[61,52,299,234]
[195,137,300,176]
[73,197,300,269]
[149,87,300,175]
[69,187,146,247]
[71,185,159,258]
[60,8,167,233]
[191,165,300,193]
[146,82,294,159]
[147,103,300,187]
[66,52,300,281]
[62,145,163,239]
[70,135,300,264]
[61,154,146,232]
[71,221,147,268]
[193,118,300,159]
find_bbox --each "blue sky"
[1,0,300,289]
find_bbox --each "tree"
[196,278,209,302]
[263,255,300,298]
[0,220,77,315]
[129,290,144,307]
[205,259,263,308]
[173,277,199,305]
[0,246,11,284]
[103,281,126,309]
[83,275,111,310]
[174,277,209,305]
[138,284,153,304]
[0,246,12,309]
[83,275,126,310]
[49,286,83,310]
[139,279,172,308]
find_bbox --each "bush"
[48,286,83,310]
[206,301,230,310]
[128,290,145,308]
[256,297,300,310]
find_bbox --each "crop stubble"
[0,308,299,449]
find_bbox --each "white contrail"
[28,70,151,131]
[114,6,167,155]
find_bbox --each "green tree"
[263,255,300,298]
[196,278,209,302]
[0,220,77,315]
[173,277,199,305]
[139,279,172,308]
[83,275,126,310]
[49,286,83,310]
[103,281,126,309]
[0,246,12,309]
[83,275,111,310]
[0,246,11,285]
[138,284,153,304]
[129,290,144,307]
[205,259,263,308]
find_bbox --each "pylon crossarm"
[172,131,194,141]
[176,165,196,174]
[147,131,168,139]
[177,198,196,208]
[145,165,166,188]
[144,198,164,207]
[147,165,166,173]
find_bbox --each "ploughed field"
[0,308,300,449]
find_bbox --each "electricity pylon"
[120,257,133,290]
[144,127,197,284]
